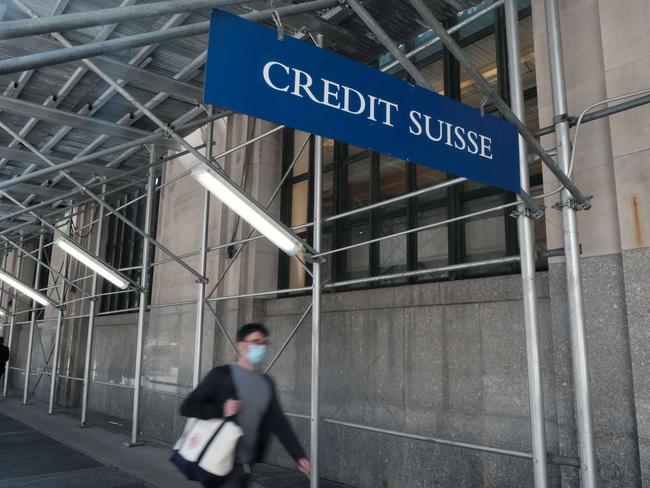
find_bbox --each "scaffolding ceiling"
[0,0,483,244]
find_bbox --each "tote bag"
[171,417,244,483]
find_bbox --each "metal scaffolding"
[2,1,647,487]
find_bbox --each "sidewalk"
[0,397,348,488]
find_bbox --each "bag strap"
[196,418,233,464]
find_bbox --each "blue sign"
[204,10,520,193]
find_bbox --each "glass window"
[322,138,335,165]
[344,156,371,210]
[417,166,447,189]
[288,246,306,289]
[323,170,334,218]
[291,180,309,227]
[347,144,366,157]
[378,208,408,276]
[463,194,507,261]
[461,32,498,109]
[417,206,448,270]
[279,8,546,292]
[293,130,310,176]
[379,155,406,201]
[420,58,444,95]
[342,220,370,280]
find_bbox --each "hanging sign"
[204,10,520,193]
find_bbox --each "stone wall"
[258,274,559,488]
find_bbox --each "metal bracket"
[304,253,326,265]
[196,276,209,285]
[553,112,570,124]
[552,195,593,212]
[479,93,490,117]
[510,205,545,220]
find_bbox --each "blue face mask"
[246,344,267,366]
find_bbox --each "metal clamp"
[552,195,593,212]
[304,254,326,265]
[511,205,545,220]
[552,112,570,124]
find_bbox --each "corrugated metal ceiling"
[0,0,484,240]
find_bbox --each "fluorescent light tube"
[192,164,304,256]
[0,269,50,306]
[55,237,130,290]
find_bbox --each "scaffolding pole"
[22,229,45,405]
[0,0,340,76]
[0,254,6,328]
[2,238,22,397]
[544,0,597,486]
[48,236,69,414]
[504,1,548,486]
[130,152,157,446]
[193,111,213,388]
[310,33,324,488]
[0,0,250,40]
[81,192,106,426]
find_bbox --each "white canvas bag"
[174,417,244,476]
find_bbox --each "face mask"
[246,344,267,366]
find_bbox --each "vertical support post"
[544,1,598,486]
[193,110,213,388]
[0,253,7,330]
[130,147,157,446]
[3,239,23,397]
[504,2,549,487]
[310,33,324,488]
[49,236,69,414]
[22,228,45,405]
[81,191,106,426]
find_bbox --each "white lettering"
[291,69,321,103]
[321,79,341,109]
[467,130,479,155]
[367,95,378,121]
[453,126,466,150]
[479,135,493,159]
[262,61,290,92]
[424,116,444,142]
[377,98,399,127]
[409,110,423,136]
[342,86,366,115]
[444,122,453,147]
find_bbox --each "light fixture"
[0,269,50,306]
[55,237,130,290]
[192,164,304,256]
[0,306,8,317]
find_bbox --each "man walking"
[0,337,9,381]
[180,323,310,488]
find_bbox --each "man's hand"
[223,399,241,418]
[297,458,311,475]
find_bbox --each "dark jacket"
[179,365,305,463]
[0,345,8,367]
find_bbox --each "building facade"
[2,1,650,487]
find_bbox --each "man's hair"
[0,337,4,345]
[237,323,269,342]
